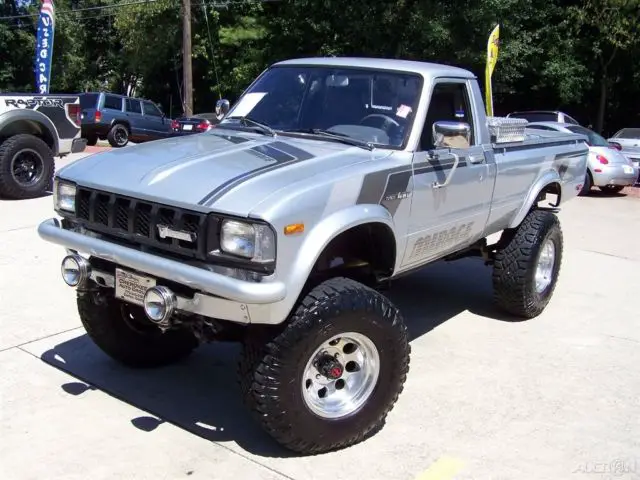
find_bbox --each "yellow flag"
[485,24,500,117]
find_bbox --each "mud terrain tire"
[77,290,198,368]
[239,277,410,455]
[0,134,54,199]
[493,209,563,318]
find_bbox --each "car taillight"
[196,119,211,132]
[609,142,622,151]
[596,154,609,165]
[95,110,102,122]
[171,119,179,130]
[67,103,81,126]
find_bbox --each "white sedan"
[527,122,638,195]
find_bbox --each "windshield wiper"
[226,115,276,136]
[284,128,373,151]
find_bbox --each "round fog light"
[61,255,91,287]
[143,286,177,327]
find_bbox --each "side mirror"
[215,99,230,117]
[432,121,471,149]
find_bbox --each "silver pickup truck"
[38,57,588,455]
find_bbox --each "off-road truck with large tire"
[38,57,588,455]
[0,94,86,199]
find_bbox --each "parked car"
[79,92,173,148]
[0,93,86,199]
[607,128,640,174]
[40,56,588,454]
[527,122,637,195]
[170,112,220,136]
[507,110,580,125]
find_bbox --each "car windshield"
[219,65,423,148]
[614,128,640,139]
[566,125,609,147]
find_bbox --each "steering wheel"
[359,113,401,132]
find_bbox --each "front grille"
[74,187,212,259]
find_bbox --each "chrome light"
[143,286,177,329]
[53,179,77,213]
[61,254,91,287]
[219,219,275,262]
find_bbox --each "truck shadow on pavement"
[39,257,516,458]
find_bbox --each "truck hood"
[58,129,386,214]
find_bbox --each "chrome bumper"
[37,218,286,305]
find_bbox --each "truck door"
[401,79,496,268]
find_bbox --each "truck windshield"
[219,66,422,148]
[566,125,609,147]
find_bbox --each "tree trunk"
[596,73,607,134]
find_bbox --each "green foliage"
[0,0,638,132]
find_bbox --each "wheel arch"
[272,204,399,321]
[0,110,59,155]
[508,170,562,229]
[110,119,131,133]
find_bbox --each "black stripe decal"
[495,139,579,153]
[197,140,315,206]
[357,158,468,209]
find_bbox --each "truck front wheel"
[77,290,198,368]
[239,277,410,455]
[493,209,563,318]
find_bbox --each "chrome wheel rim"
[11,148,44,187]
[302,332,380,419]
[535,238,556,293]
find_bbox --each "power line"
[0,0,280,21]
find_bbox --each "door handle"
[468,155,485,164]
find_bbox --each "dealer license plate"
[623,165,634,174]
[115,269,156,306]
[183,124,193,131]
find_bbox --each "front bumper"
[38,218,286,318]
[592,164,638,187]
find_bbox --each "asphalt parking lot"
[2,151,639,480]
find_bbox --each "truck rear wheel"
[0,134,54,199]
[107,124,129,148]
[77,290,198,368]
[239,277,410,455]
[493,209,563,318]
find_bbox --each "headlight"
[219,219,276,262]
[53,179,76,213]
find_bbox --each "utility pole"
[182,0,193,116]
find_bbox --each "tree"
[569,0,640,132]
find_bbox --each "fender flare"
[276,204,398,314]
[508,169,562,228]
[109,118,131,132]
[0,109,59,155]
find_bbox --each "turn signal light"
[284,223,304,235]
[596,154,609,165]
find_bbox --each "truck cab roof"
[273,57,476,80]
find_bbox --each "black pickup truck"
[0,94,86,199]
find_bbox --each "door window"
[421,82,475,150]
[142,101,163,117]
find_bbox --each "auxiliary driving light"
[143,286,177,327]
[61,254,91,287]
